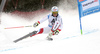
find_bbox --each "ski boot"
[30,31,38,37]
[46,32,53,41]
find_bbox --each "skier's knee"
[38,28,43,34]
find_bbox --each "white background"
[0,8,100,54]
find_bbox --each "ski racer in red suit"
[31,6,63,40]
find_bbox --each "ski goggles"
[52,11,58,14]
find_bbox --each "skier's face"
[52,12,58,17]
[53,13,57,17]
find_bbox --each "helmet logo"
[53,9,57,11]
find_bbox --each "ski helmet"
[51,6,58,14]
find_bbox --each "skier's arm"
[38,17,48,24]
[51,18,63,35]
[33,15,48,27]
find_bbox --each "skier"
[31,6,63,40]
[14,6,63,42]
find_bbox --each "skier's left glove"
[33,22,40,27]
[54,30,60,35]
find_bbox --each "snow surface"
[0,9,100,54]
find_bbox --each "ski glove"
[54,30,59,35]
[33,22,39,27]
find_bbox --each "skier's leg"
[46,29,62,41]
[47,21,62,40]
[30,28,43,37]
[31,27,51,37]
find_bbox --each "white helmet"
[51,6,58,12]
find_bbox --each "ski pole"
[4,25,33,29]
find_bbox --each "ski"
[13,31,37,43]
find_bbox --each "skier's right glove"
[33,22,40,27]
[54,30,59,35]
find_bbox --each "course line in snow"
[0,29,99,52]
[63,29,99,40]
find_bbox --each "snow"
[0,9,100,54]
